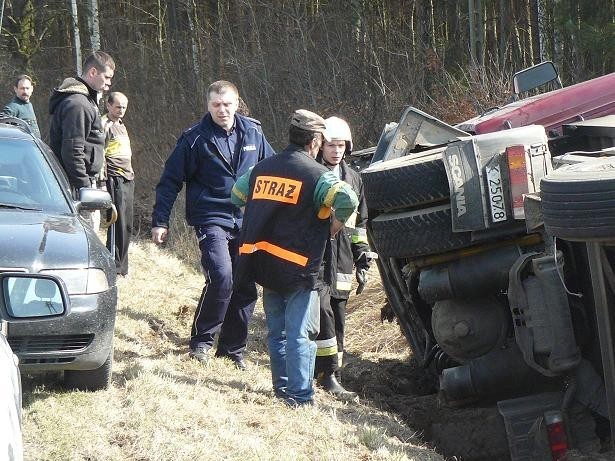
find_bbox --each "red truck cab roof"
[456,72,615,136]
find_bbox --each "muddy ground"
[340,319,615,461]
[342,353,512,460]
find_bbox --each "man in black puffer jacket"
[49,51,115,192]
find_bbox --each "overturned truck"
[362,62,615,460]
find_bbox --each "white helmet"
[325,116,353,153]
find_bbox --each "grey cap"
[290,109,331,141]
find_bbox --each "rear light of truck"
[544,410,568,460]
[506,145,529,219]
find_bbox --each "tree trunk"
[87,0,100,52]
[499,0,509,67]
[184,0,201,99]
[69,0,82,74]
[468,0,484,66]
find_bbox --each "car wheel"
[64,348,113,391]
[541,158,615,241]
[370,204,473,258]
[362,148,449,211]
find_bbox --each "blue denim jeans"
[263,287,320,405]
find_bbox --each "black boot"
[316,372,357,400]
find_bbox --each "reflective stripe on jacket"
[233,145,358,294]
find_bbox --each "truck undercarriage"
[361,64,615,460]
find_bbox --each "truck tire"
[362,148,449,211]
[370,204,473,258]
[541,158,615,241]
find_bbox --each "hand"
[330,218,344,237]
[152,227,168,244]
[355,268,368,295]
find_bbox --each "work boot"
[316,372,357,400]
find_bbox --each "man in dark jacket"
[315,116,375,398]
[231,109,358,406]
[49,51,115,192]
[2,74,40,137]
[152,81,274,369]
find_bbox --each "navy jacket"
[152,113,274,229]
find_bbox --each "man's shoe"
[232,358,247,371]
[316,372,357,400]
[283,397,316,408]
[189,346,210,365]
[215,353,247,371]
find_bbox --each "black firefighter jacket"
[326,160,370,299]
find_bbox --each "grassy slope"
[21,240,442,461]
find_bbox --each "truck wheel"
[362,148,449,211]
[541,158,615,241]
[64,348,113,391]
[370,204,473,258]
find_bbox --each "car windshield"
[0,138,70,214]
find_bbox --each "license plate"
[486,163,507,223]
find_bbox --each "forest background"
[1,0,614,253]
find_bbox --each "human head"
[106,92,128,122]
[321,117,353,167]
[288,109,330,159]
[207,80,239,131]
[81,51,115,93]
[13,74,34,103]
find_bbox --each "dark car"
[1,273,70,461]
[0,116,118,391]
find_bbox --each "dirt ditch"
[342,353,615,461]
[342,355,511,460]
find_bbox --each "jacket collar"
[199,113,252,139]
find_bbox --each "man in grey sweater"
[2,74,40,138]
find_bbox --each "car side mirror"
[76,187,113,211]
[0,273,70,321]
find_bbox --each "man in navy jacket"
[152,81,274,368]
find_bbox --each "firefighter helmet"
[324,116,353,153]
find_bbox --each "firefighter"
[231,109,359,406]
[314,116,376,399]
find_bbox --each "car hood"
[0,212,89,270]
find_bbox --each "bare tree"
[87,0,100,52]
[69,0,82,74]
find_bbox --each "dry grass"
[20,240,441,461]
[345,272,411,361]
